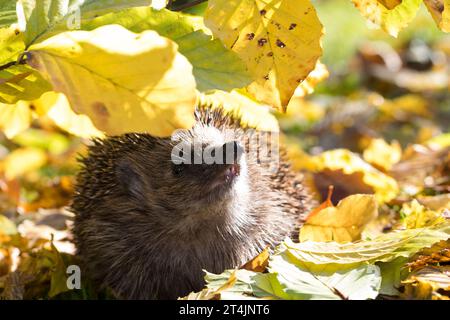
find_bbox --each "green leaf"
[269,255,381,300]
[203,256,381,300]
[81,7,251,92]
[377,257,409,296]
[17,0,152,46]
[176,30,251,92]
[205,269,291,299]
[281,222,450,268]
[0,0,17,28]
[48,243,69,298]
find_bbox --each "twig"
[0,61,17,72]
[0,53,28,72]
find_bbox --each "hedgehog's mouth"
[207,163,240,194]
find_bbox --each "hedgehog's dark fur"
[71,105,312,300]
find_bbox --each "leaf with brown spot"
[204,0,323,110]
[28,25,197,137]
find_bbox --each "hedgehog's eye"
[172,164,184,176]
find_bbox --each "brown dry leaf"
[0,272,26,300]
[408,240,450,271]
[299,194,378,243]
[401,266,450,300]
[306,185,334,219]
[241,247,270,272]
[418,194,450,211]
[295,149,399,203]
[390,145,450,194]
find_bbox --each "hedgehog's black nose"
[221,141,244,164]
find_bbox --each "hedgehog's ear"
[116,159,146,199]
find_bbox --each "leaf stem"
[0,61,17,72]
[0,54,27,72]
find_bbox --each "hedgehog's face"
[116,125,249,213]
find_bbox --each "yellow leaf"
[425,133,450,149]
[401,199,446,229]
[294,149,399,203]
[241,247,270,272]
[0,215,17,236]
[204,0,323,110]
[424,0,450,32]
[305,185,334,220]
[351,0,423,37]
[299,194,378,243]
[28,25,198,137]
[377,94,431,120]
[0,147,47,180]
[292,61,329,99]
[34,91,104,139]
[363,138,402,171]
[0,101,32,138]
[180,270,238,300]
[199,90,279,132]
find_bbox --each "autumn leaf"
[180,271,238,300]
[0,147,47,180]
[424,0,450,32]
[204,0,323,110]
[407,240,450,271]
[401,266,450,299]
[241,247,270,272]
[282,221,450,268]
[305,185,334,220]
[0,101,32,139]
[0,64,52,104]
[199,90,279,132]
[292,61,329,99]
[0,215,17,236]
[418,194,450,211]
[197,255,381,300]
[351,0,423,37]
[81,7,252,93]
[401,199,446,229]
[34,92,104,139]
[291,149,399,203]
[363,138,402,171]
[300,194,378,243]
[269,255,381,300]
[27,25,198,137]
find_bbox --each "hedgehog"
[71,105,312,300]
